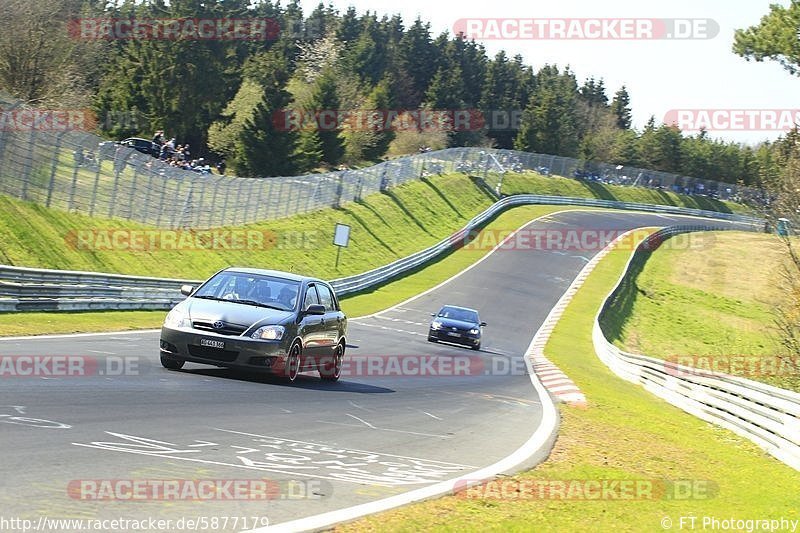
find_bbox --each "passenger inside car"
[278,286,298,309]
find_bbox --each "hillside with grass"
[602,231,796,391]
[0,171,753,281]
[500,172,752,214]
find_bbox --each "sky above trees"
[299,0,800,145]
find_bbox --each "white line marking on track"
[214,429,471,465]
[317,420,452,439]
[348,401,372,412]
[373,316,427,326]
[350,321,426,336]
[346,413,377,429]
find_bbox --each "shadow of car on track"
[175,366,396,393]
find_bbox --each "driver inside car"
[221,276,247,300]
[249,280,272,303]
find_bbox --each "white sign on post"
[333,223,351,247]
[333,223,351,269]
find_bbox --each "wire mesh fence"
[0,105,764,229]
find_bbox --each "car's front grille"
[192,321,247,336]
[187,345,239,362]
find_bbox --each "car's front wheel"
[160,353,185,370]
[283,342,302,383]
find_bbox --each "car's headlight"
[164,308,190,329]
[469,328,480,335]
[430,320,442,330]
[251,325,285,341]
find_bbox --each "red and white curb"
[523,229,645,407]
[531,357,586,405]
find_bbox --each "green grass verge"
[338,231,799,532]
[500,171,752,214]
[0,205,579,336]
[0,173,498,279]
[602,231,798,392]
[0,310,167,337]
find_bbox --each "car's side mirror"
[430,313,436,317]
[480,322,487,327]
[180,285,195,296]
[304,304,326,316]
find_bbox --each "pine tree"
[397,18,438,107]
[364,76,395,160]
[235,51,299,177]
[514,66,580,157]
[294,129,324,172]
[342,13,388,85]
[610,86,633,129]
[306,70,345,165]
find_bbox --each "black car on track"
[120,137,160,157]
[427,305,486,350]
[159,268,347,383]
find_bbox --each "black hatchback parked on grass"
[427,305,486,350]
[159,268,347,383]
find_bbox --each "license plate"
[447,332,461,338]
[200,339,225,349]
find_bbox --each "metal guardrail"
[0,265,202,312]
[0,196,763,312]
[593,226,800,471]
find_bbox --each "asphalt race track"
[0,210,754,531]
